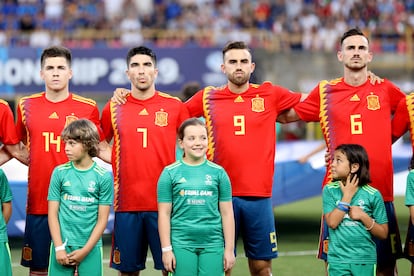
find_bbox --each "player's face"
[331,150,351,180]
[179,124,208,164]
[126,54,158,92]
[337,35,373,71]
[40,57,72,93]
[64,139,88,163]
[221,49,255,87]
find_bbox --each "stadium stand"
[0,0,413,52]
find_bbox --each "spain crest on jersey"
[22,246,33,261]
[251,95,265,112]
[64,114,78,127]
[155,109,168,126]
[366,93,380,110]
[112,249,121,264]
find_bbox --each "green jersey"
[405,169,414,205]
[48,161,113,247]
[0,169,11,243]
[157,159,232,248]
[322,181,387,264]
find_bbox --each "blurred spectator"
[29,25,53,48]
[44,0,63,20]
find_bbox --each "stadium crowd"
[0,0,413,52]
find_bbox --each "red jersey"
[0,99,19,145]
[294,78,405,201]
[185,82,301,197]
[16,92,103,215]
[392,93,414,152]
[101,92,189,212]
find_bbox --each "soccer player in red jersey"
[184,41,302,276]
[101,46,189,276]
[279,28,406,276]
[16,46,111,276]
[392,93,414,150]
[0,99,28,164]
[392,94,414,275]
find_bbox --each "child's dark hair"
[40,46,72,68]
[178,117,206,141]
[335,144,371,186]
[61,119,100,157]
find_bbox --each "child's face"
[64,139,88,162]
[331,150,351,180]
[179,124,207,163]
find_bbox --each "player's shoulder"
[205,160,225,170]
[55,161,72,171]
[320,77,343,87]
[0,99,9,107]
[361,184,381,196]
[71,93,97,106]
[19,92,44,103]
[324,181,341,190]
[164,160,182,171]
[93,163,112,177]
[157,91,183,102]
[202,85,226,94]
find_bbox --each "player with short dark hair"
[101,46,189,276]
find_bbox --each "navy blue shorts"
[404,216,414,263]
[110,211,164,272]
[20,214,51,269]
[232,197,277,260]
[374,202,403,266]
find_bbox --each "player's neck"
[45,89,70,102]
[131,87,156,100]
[72,156,94,170]
[227,82,250,94]
[182,156,204,165]
[343,69,368,87]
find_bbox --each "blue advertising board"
[0,47,227,95]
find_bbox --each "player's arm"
[158,202,176,273]
[48,200,70,265]
[4,142,29,165]
[97,140,112,164]
[2,201,11,223]
[349,205,388,240]
[391,97,409,143]
[67,204,110,265]
[325,175,359,229]
[219,201,235,271]
[298,143,326,163]
[277,108,300,123]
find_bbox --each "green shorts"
[173,246,224,276]
[0,242,12,276]
[328,262,376,276]
[48,243,103,276]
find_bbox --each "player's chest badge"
[65,114,78,127]
[155,109,168,126]
[366,93,380,110]
[251,95,265,112]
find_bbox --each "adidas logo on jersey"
[350,94,360,101]
[49,112,59,119]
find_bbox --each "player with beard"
[184,41,302,276]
